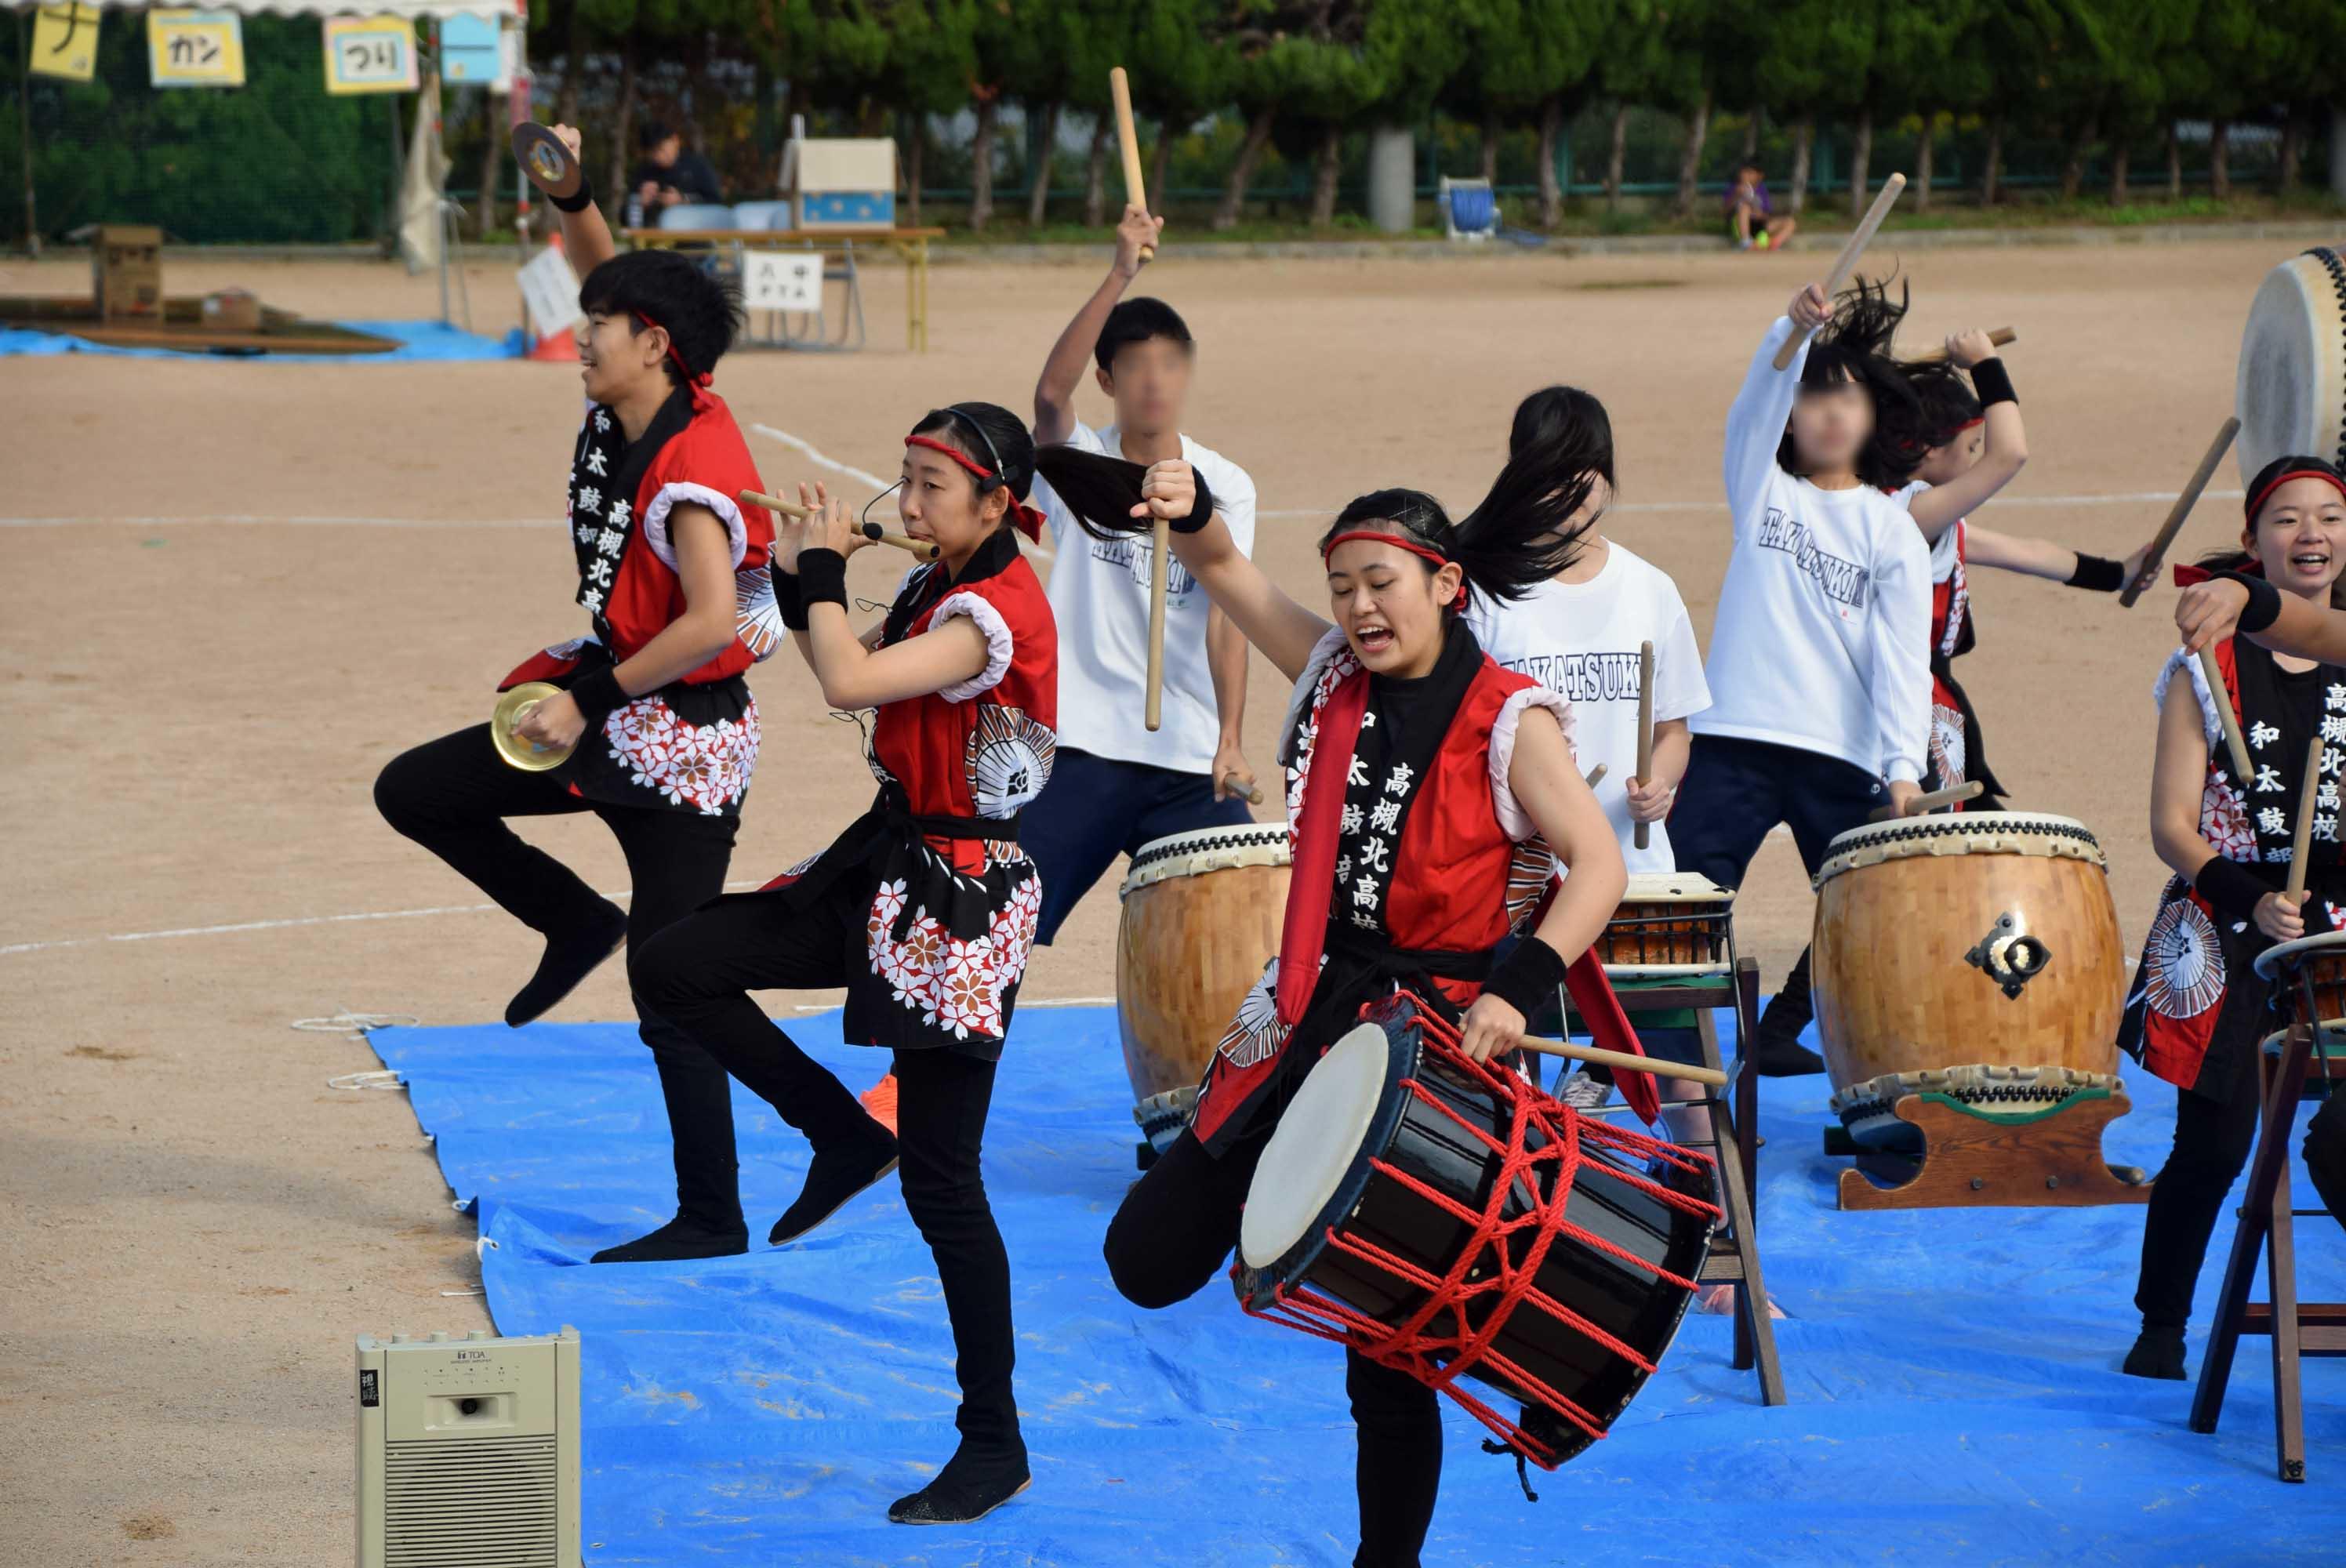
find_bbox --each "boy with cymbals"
[1022,204,1261,946]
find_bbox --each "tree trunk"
[1913,113,1934,212]
[908,125,925,227]
[1149,117,1178,212]
[2279,110,2302,193]
[1675,89,1710,218]
[1480,109,1502,184]
[1981,113,2003,205]
[555,0,583,126]
[1309,124,1342,227]
[2110,144,2130,205]
[1215,106,1276,230]
[1848,103,1872,215]
[1026,100,1060,227]
[1789,114,1813,213]
[2210,118,2231,199]
[968,96,997,231]
[2058,113,2095,201]
[1741,108,1761,162]
[1536,96,1564,228]
[1083,114,1110,226]
[1604,102,1629,213]
[475,91,505,237]
[2165,119,2181,199]
[609,37,638,220]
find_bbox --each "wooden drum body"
[1811,814,2126,1145]
[1116,825,1291,1151]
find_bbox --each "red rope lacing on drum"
[1237,995,1724,1471]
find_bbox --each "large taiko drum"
[1811,813,2126,1146]
[2237,246,2346,483]
[1116,824,1291,1155]
[1234,993,1720,1470]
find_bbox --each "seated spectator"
[630,121,725,219]
[1725,162,1797,252]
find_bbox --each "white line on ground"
[749,423,1063,562]
[1261,489,2244,520]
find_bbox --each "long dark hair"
[1777,275,1929,489]
[1904,359,1983,452]
[909,402,1142,539]
[2199,454,2346,610]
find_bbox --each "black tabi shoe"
[1749,1036,1826,1078]
[887,1443,1032,1525]
[2123,1324,2189,1381]
[768,1132,900,1245]
[505,901,629,1027]
[589,1212,750,1265]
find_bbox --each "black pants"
[375,724,744,1225]
[634,884,1021,1451]
[2134,1069,2266,1330]
[1103,1127,1442,1568]
[1669,735,1886,1047]
[1022,746,1255,945]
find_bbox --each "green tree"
[1875,0,1988,211]
[1752,0,1874,214]
[1124,0,1237,212]
[867,0,979,223]
[1442,0,1611,227]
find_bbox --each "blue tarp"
[367,1007,2346,1566]
[0,319,514,361]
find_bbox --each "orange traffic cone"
[859,1072,899,1136]
[525,232,579,362]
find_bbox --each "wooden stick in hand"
[1144,517,1169,731]
[1109,67,1154,263]
[1773,172,1905,372]
[2119,415,2242,608]
[1516,1034,1730,1088]
[1222,772,1266,806]
[1867,779,1985,822]
[1905,327,2017,365]
[2199,645,2256,784]
[2288,737,2325,903]
[1583,763,1607,789]
[1632,639,1655,851]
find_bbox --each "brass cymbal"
[491,682,576,772]
[510,122,583,202]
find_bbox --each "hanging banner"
[147,9,245,89]
[438,12,504,89]
[323,15,419,95]
[31,2,102,82]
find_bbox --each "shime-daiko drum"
[1812,812,2127,1148]
[1115,824,1291,1157]
[2236,245,2346,482]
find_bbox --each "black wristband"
[550,168,598,214]
[1171,469,1218,535]
[1969,357,2016,407]
[1482,935,1571,1022]
[2195,855,2272,924]
[2066,552,2126,593]
[568,663,628,728]
[772,564,808,632]
[2217,569,2283,635]
[797,548,848,612]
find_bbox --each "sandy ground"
[0,236,2311,1564]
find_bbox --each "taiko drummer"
[1038,437,1661,1565]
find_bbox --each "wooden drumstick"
[1516,1035,1730,1089]
[1584,763,1607,789]
[1866,779,1985,823]
[1222,772,1266,806]
[1145,517,1169,731]
[738,488,942,562]
[2288,737,2324,903]
[1109,67,1154,263]
[2119,415,2242,608]
[2199,645,2256,784]
[1632,640,1655,851]
[1773,172,1905,372]
[1905,326,2017,365]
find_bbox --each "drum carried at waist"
[1116,824,1292,1156]
[1812,812,2126,1147]
[1234,993,1720,1469]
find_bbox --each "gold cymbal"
[510,122,583,202]
[491,682,576,772]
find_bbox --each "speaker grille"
[384,1435,560,1566]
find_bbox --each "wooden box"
[94,225,163,319]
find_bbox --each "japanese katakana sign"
[322,16,419,96]
[31,3,100,83]
[148,10,245,88]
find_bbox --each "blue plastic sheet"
[0,319,514,362]
[368,1007,2346,1566]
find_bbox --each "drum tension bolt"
[1970,1177,1985,1191]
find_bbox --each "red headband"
[2246,466,2346,524]
[1322,528,1467,611]
[631,310,714,408]
[904,434,1044,542]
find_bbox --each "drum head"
[2253,928,2346,980]
[1120,822,1292,896]
[1621,871,1730,902]
[1817,811,2103,884]
[510,122,584,202]
[2237,248,2346,484]
[1238,1022,1401,1271]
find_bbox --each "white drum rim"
[2253,928,2346,979]
[2235,246,2346,485]
[1238,1022,1389,1270]
[1118,822,1293,897]
[1618,871,1732,902]
[1815,811,2105,884]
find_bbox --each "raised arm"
[779,485,991,710]
[1131,463,1329,684]
[1723,287,1823,529]
[547,123,619,277]
[1033,207,1162,445]
[1909,336,2028,532]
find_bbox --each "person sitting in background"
[630,121,724,218]
[1726,163,1796,252]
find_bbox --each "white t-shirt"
[1028,421,1258,775]
[1690,316,1934,784]
[1465,542,1710,873]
